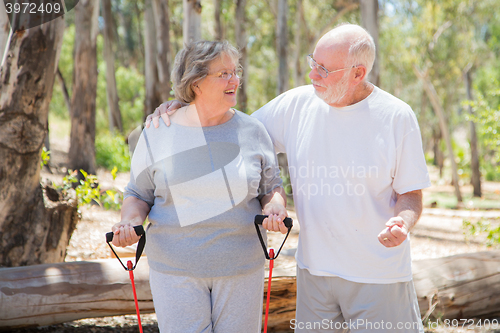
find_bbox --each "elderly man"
[148,23,430,333]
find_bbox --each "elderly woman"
[111,40,287,333]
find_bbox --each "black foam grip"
[254,215,293,229]
[106,225,145,243]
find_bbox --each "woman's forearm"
[260,186,287,209]
[120,196,151,226]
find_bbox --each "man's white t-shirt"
[252,85,431,284]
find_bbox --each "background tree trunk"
[0,17,79,267]
[69,0,100,175]
[360,0,380,86]
[214,0,223,40]
[292,0,305,88]
[152,0,172,102]
[56,67,72,117]
[276,0,288,95]
[144,0,162,120]
[183,0,202,45]
[413,65,463,203]
[464,66,481,197]
[235,0,248,112]
[102,0,123,133]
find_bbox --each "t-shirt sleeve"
[251,92,290,154]
[392,111,431,194]
[255,124,283,201]
[124,130,155,208]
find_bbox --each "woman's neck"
[171,104,234,127]
[190,103,234,127]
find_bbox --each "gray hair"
[334,23,376,76]
[171,40,240,103]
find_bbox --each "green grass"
[424,191,500,210]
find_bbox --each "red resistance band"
[106,225,146,333]
[254,215,293,333]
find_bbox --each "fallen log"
[413,250,500,321]
[2,251,500,331]
[0,259,155,331]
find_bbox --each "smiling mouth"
[224,89,236,94]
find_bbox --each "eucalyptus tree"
[69,0,100,176]
[380,0,495,203]
[0,13,79,267]
[102,0,123,133]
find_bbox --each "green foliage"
[40,147,50,169]
[463,218,500,247]
[95,132,131,172]
[464,91,500,180]
[49,24,75,120]
[57,169,122,211]
[115,66,146,133]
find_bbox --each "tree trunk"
[143,0,163,120]
[276,0,288,95]
[5,251,500,329]
[69,0,100,175]
[214,0,223,41]
[152,0,172,102]
[292,0,304,88]
[183,0,202,45]
[360,0,380,86]
[102,0,123,133]
[413,65,463,203]
[464,67,481,197]
[0,1,10,66]
[432,125,444,177]
[235,0,248,112]
[56,67,72,117]
[0,17,79,268]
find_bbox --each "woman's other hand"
[262,203,288,234]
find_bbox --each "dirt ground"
[12,136,500,333]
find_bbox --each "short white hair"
[334,23,376,76]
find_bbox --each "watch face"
[3,0,80,32]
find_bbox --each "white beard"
[313,71,350,105]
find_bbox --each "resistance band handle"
[254,215,293,260]
[106,225,146,271]
[254,215,293,229]
[106,225,145,243]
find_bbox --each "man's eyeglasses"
[307,54,354,78]
[208,68,243,80]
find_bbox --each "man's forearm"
[394,190,423,232]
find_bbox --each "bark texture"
[0,17,79,267]
[69,0,99,175]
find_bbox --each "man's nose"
[308,67,322,80]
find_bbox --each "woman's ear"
[193,82,201,95]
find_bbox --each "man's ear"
[352,65,367,85]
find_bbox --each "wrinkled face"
[308,44,352,107]
[195,54,240,110]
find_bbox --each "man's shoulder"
[373,86,412,111]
